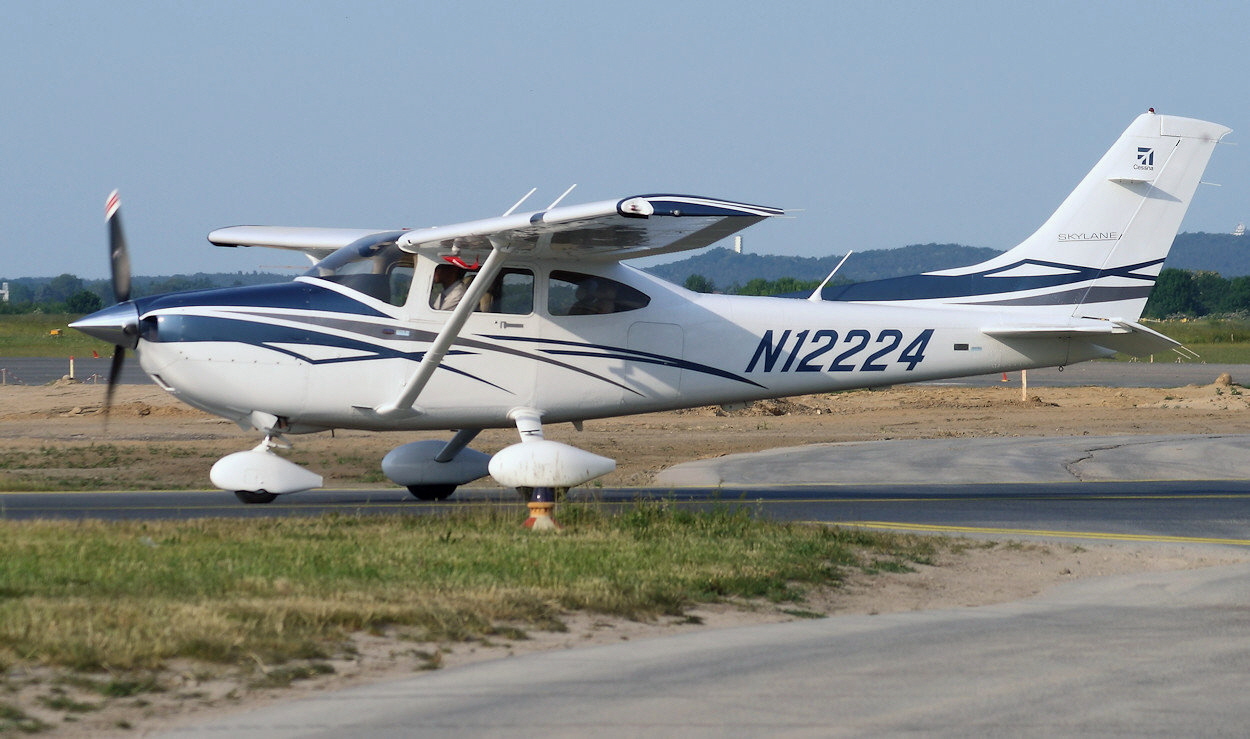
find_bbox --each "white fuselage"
[135,263,1099,433]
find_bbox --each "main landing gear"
[212,410,617,516]
[383,429,492,500]
[487,410,616,528]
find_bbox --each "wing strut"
[374,247,511,417]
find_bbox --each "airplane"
[72,110,1230,505]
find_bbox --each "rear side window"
[548,271,650,316]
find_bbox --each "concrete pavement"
[657,434,1250,486]
[166,562,1250,737]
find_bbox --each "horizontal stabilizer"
[983,319,1181,357]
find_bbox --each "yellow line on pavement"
[828,521,1250,547]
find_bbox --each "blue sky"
[2,1,1247,278]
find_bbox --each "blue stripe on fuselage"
[134,280,389,318]
[814,258,1162,302]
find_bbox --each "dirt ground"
[6,371,1250,491]
[3,375,1250,735]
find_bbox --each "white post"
[68,356,75,380]
[1021,369,1028,402]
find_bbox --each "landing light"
[619,197,655,217]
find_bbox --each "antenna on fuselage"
[807,251,853,302]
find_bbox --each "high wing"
[207,195,783,264]
[208,226,402,263]
[395,194,783,261]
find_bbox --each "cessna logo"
[1134,147,1155,170]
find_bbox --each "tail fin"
[825,111,1231,320]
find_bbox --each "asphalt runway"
[7,481,1250,547]
[0,354,148,385]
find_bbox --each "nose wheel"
[234,490,278,505]
[212,434,323,504]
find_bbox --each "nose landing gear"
[211,434,323,505]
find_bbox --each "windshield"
[303,233,412,306]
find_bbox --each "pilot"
[431,264,467,311]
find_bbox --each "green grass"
[0,505,942,672]
[1129,318,1250,363]
[0,701,49,733]
[0,314,111,359]
[0,443,220,492]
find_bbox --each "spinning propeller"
[69,190,141,422]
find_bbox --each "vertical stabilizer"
[824,112,1231,320]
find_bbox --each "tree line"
[686,269,1250,320]
[1,268,1244,319]
[0,272,284,314]
[1141,269,1250,319]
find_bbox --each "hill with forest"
[643,244,999,292]
[644,232,1250,291]
[1161,232,1250,276]
[1,232,1245,314]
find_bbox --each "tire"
[406,484,457,501]
[234,490,278,504]
[516,486,565,502]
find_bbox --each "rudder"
[825,111,1231,321]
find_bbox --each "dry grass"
[0,506,939,674]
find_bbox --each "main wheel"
[517,486,567,502]
[234,490,278,505]
[407,484,456,501]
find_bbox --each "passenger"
[569,279,618,315]
[590,282,618,314]
[431,264,467,311]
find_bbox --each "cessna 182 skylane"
[72,111,1229,504]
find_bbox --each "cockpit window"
[481,268,534,314]
[548,271,650,316]
[304,237,412,307]
[428,265,534,315]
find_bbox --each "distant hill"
[644,244,1001,290]
[1162,232,1250,275]
[3,231,1246,305]
[645,232,1250,290]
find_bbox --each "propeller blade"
[103,346,126,425]
[106,190,131,303]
